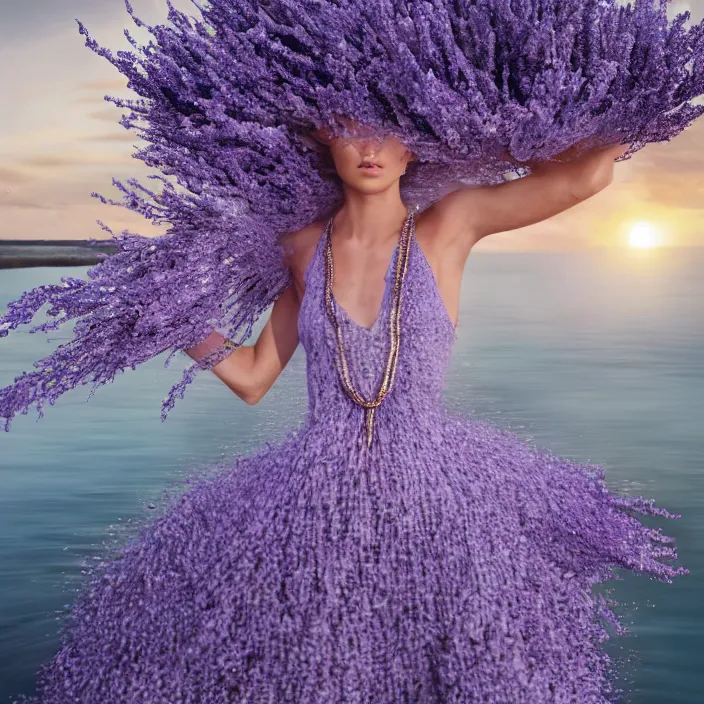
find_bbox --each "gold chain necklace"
[323,206,417,448]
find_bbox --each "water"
[1,249,702,702]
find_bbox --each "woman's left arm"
[426,141,631,252]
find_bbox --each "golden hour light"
[628,221,661,249]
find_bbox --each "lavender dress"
[22,222,685,704]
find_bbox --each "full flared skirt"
[18,411,685,704]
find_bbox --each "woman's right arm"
[183,282,301,405]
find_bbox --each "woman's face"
[312,118,414,193]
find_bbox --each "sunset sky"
[1,0,703,251]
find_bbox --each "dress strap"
[303,217,331,288]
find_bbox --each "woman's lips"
[360,164,382,173]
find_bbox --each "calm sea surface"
[1,249,702,702]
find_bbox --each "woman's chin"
[346,176,399,194]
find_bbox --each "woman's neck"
[333,191,409,245]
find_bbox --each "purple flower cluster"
[1,0,703,430]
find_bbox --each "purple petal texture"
[1,0,704,428]
[9,223,686,703]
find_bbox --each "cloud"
[21,155,94,168]
[0,169,165,240]
[82,131,144,143]
[0,168,33,184]
[16,150,134,169]
[85,107,132,122]
[626,120,704,209]
[0,198,57,211]
[73,79,130,93]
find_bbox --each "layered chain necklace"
[323,205,418,449]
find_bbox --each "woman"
[4,0,696,700]
[16,119,685,704]
[185,120,630,410]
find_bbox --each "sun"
[628,222,660,249]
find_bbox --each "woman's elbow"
[241,389,263,406]
[238,380,268,406]
[214,354,269,405]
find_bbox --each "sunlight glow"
[628,222,660,249]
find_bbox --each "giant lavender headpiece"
[1,0,703,430]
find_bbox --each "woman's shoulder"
[279,218,327,294]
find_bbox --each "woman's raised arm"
[424,141,631,257]
[184,282,301,405]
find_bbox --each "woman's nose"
[355,137,382,157]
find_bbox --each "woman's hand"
[500,138,631,173]
[541,138,630,168]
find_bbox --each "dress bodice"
[297,214,457,440]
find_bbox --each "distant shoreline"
[1,241,702,270]
[0,240,117,269]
